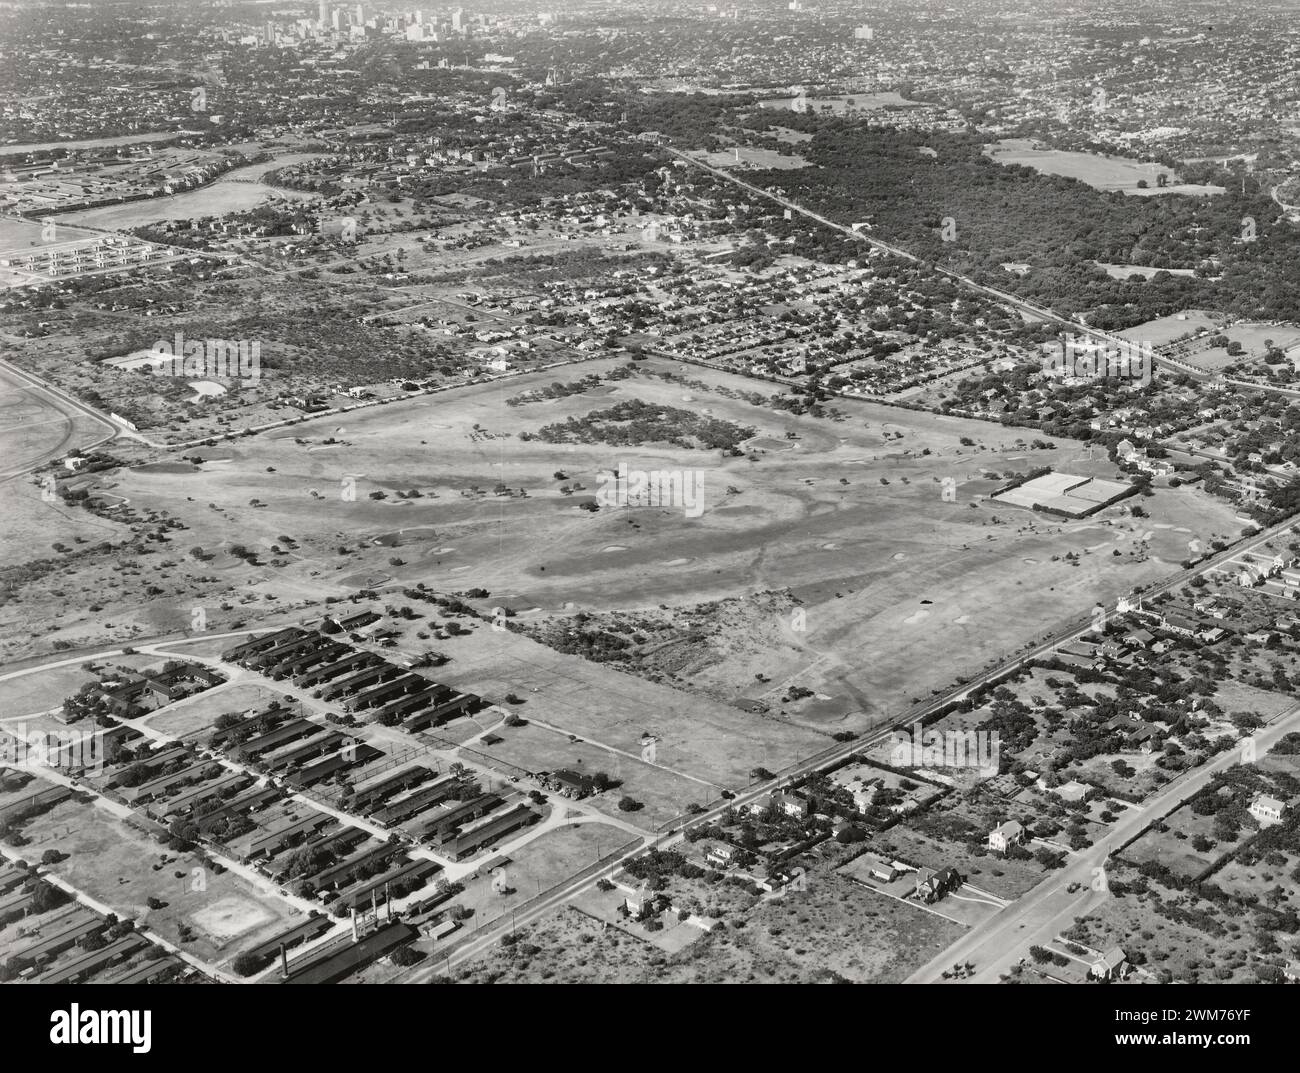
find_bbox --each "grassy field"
[985,141,1224,196]
[475,717,721,825]
[690,146,811,170]
[141,680,290,740]
[1114,310,1220,347]
[0,216,104,251]
[1180,322,1300,371]
[448,821,638,929]
[430,625,827,791]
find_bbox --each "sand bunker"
[133,462,199,474]
[371,527,440,547]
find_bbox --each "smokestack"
[280,943,288,978]
[350,907,359,941]
[385,881,392,921]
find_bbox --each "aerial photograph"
[0,0,1295,1039]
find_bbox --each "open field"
[141,680,291,739]
[431,627,826,795]
[0,216,104,251]
[447,821,637,927]
[1179,322,1300,371]
[1121,803,1250,879]
[1,356,1242,727]
[985,140,1225,196]
[473,718,721,825]
[1113,310,1221,347]
[689,147,811,170]
[1094,262,1196,281]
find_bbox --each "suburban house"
[1249,794,1286,825]
[1039,778,1092,803]
[623,883,655,921]
[772,790,809,819]
[1122,628,1155,649]
[987,820,1025,854]
[915,866,961,904]
[861,855,901,883]
[706,843,739,868]
[1089,946,1129,981]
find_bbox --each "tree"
[390,945,422,967]
[231,952,263,977]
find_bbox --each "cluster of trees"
[742,120,1300,327]
[522,398,754,451]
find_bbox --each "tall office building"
[318,0,329,29]
[355,4,365,25]
[452,7,464,32]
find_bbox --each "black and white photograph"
[0,0,1296,1045]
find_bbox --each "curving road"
[0,356,120,482]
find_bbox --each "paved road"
[907,699,1300,983]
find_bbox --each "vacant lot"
[1122,802,1251,880]
[1063,864,1266,983]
